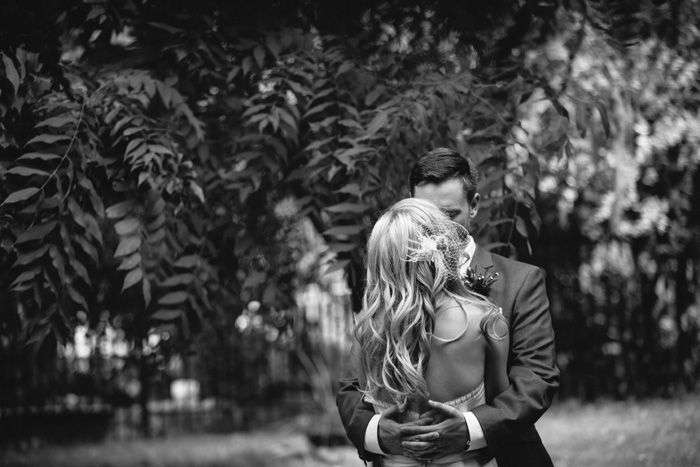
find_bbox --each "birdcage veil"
[405,215,472,283]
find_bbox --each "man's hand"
[377,404,435,456]
[400,400,469,459]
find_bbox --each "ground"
[2,394,699,467]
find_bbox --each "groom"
[336,148,559,467]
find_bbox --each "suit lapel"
[471,246,494,272]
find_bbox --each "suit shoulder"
[490,252,543,277]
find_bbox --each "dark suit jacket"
[336,248,559,467]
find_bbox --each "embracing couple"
[336,148,559,467]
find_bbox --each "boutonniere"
[464,266,499,295]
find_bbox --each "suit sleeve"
[471,266,559,457]
[336,376,380,461]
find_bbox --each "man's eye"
[443,210,459,219]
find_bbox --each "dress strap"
[432,298,469,344]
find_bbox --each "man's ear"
[469,193,480,218]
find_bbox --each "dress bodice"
[364,382,496,467]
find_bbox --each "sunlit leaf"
[106,200,136,219]
[243,271,266,288]
[324,259,350,275]
[158,291,188,305]
[15,221,57,244]
[152,309,182,321]
[13,244,50,266]
[18,152,62,163]
[115,217,141,235]
[122,267,143,291]
[25,134,70,145]
[324,225,364,236]
[324,202,370,213]
[2,52,20,93]
[2,187,41,205]
[35,115,76,129]
[115,236,141,257]
[161,274,195,287]
[174,255,199,268]
[327,242,359,253]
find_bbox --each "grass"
[2,395,699,467]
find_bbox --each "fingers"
[402,439,437,455]
[404,432,439,442]
[400,424,438,436]
[428,400,464,420]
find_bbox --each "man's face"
[413,178,480,231]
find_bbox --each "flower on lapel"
[464,266,499,295]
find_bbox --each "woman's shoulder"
[479,306,508,341]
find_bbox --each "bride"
[352,198,509,467]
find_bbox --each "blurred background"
[1,0,699,466]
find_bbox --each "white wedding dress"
[365,382,497,467]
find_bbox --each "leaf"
[18,152,62,163]
[114,236,141,257]
[161,274,195,287]
[143,278,152,307]
[67,285,89,311]
[148,22,185,34]
[122,267,143,291]
[304,102,334,119]
[327,242,359,253]
[71,258,92,286]
[515,216,529,238]
[152,309,182,321]
[49,246,66,282]
[26,323,52,346]
[148,144,173,155]
[13,244,50,266]
[2,53,20,93]
[243,271,266,288]
[77,178,105,217]
[324,225,364,236]
[158,291,189,305]
[518,91,533,105]
[365,87,384,106]
[25,134,71,145]
[146,213,167,233]
[147,227,166,244]
[106,200,136,219]
[595,101,611,138]
[115,217,141,235]
[6,167,51,178]
[334,183,362,197]
[2,187,40,205]
[336,61,354,77]
[324,259,350,275]
[35,115,76,129]
[174,255,199,268]
[15,221,57,244]
[365,112,389,137]
[266,35,281,57]
[125,138,144,155]
[190,182,205,203]
[117,252,142,270]
[324,202,370,213]
[75,235,99,264]
[254,46,265,68]
[10,267,42,288]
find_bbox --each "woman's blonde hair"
[353,198,499,408]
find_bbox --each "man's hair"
[408,148,479,201]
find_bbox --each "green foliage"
[3,0,697,406]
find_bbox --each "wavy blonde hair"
[354,198,499,408]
